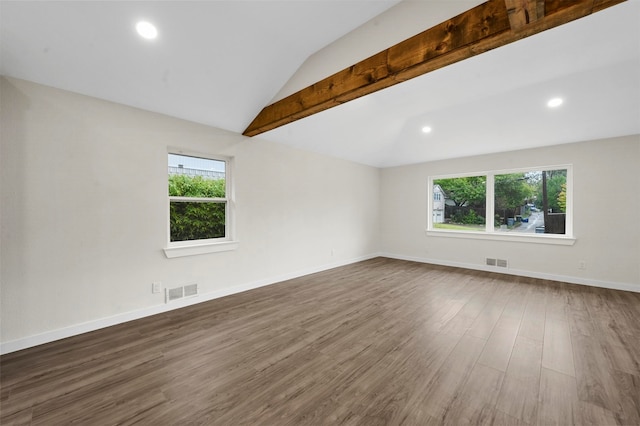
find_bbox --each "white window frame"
[426,165,575,245]
[163,149,238,258]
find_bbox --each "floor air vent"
[184,283,198,297]
[486,258,508,268]
[165,283,198,303]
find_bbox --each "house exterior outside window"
[432,184,445,224]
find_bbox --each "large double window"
[428,165,573,242]
[166,152,234,256]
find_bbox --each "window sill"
[425,230,576,246]
[163,241,239,258]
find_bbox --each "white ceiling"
[0,0,400,132]
[2,1,639,168]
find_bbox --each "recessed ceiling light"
[136,21,158,40]
[547,97,563,108]
[422,126,432,134]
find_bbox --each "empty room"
[1,0,639,425]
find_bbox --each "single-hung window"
[168,153,228,243]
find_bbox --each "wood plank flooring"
[2,257,639,425]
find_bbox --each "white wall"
[2,76,639,354]
[0,77,381,351]
[380,135,640,291]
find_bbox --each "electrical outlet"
[152,281,162,294]
[578,260,586,270]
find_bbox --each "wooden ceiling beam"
[243,0,626,137]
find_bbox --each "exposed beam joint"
[505,0,545,30]
[243,0,626,137]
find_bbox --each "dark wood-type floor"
[2,258,640,425]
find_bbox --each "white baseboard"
[5,252,636,355]
[0,254,379,355]
[380,252,640,293]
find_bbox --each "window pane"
[168,154,226,197]
[494,169,566,234]
[170,201,226,242]
[433,176,486,231]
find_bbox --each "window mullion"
[486,173,495,233]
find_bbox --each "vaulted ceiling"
[2,1,638,167]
